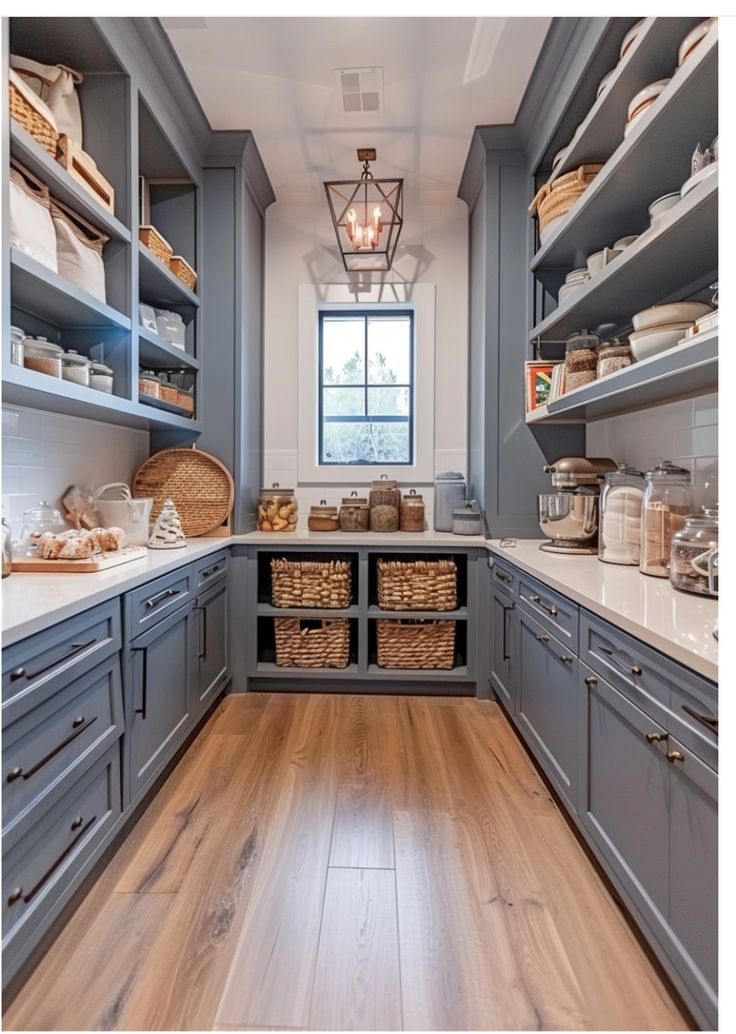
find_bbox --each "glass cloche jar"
[257,484,298,532]
[670,505,718,597]
[598,464,645,565]
[640,461,692,577]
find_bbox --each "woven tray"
[271,558,351,609]
[274,617,350,668]
[376,619,456,669]
[377,558,457,611]
[134,446,233,537]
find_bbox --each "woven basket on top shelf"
[139,225,173,266]
[377,558,457,611]
[9,69,59,157]
[376,619,456,670]
[529,164,603,234]
[134,446,233,537]
[271,557,352,609]
[170,255,197,291]
[274,617,350,668]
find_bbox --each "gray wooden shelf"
[367,663,470,680]
[526,332,717,425]
[367,605,468,620]
[254,663,359,678]
[10,248,131,330]
[9,122,131,243]
[531,173,717,342]
[138,326,199,370]
[532,24,718,273]
[138,243,199,308]
[257,604,358,617]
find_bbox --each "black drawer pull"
[70,816,84,831]
[7,887,23,906]
[201,562,222,579]
[496,570,513,586]
[530,594,558,617]
[145,587,180,610]
[10,667,26,682]
[535,634,550,643]
[6,716,98,784]
[20,815,97,905]
[9,640,96,684]
[195,604,208,659]
[681,704,718,736]
[501,602,515,661]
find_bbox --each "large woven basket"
[274,617,350,668]
[376,619,456,670]
[134,446,233,537]
[271,558,351,609]
[9,69,59,157]
[377,558,457,611]
[170,255,197,292]
[529,164,603,233]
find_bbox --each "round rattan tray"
[134,447,234,537]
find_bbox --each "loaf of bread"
[36,526,126,560]
[90,526,126,552]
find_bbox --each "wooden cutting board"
[12,546,149,573]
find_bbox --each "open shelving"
[138,325,200,371]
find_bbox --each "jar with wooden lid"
[597,339,632,379]
[339,491,370,532]
[369,476,400,532]
[564,329,599,391]
[139,370,160,399]
[640,460,692,577]
[308,501,339,532]
[400,490,425,532]
[258,484,298,532]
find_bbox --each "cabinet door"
[517,608,579,810]
[668,736,718,1024]
[490,585,516,711]
[126,605,194,804]
[579,662,670,925]
[194,580,228,717]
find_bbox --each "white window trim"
[297,283,435,484]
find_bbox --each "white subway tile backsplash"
[694,394,718,427]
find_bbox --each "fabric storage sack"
[9,161,58,272]
[10,54,84,146]
[50,199,108,302]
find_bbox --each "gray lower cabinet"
[517,606,579,810]
[193,577,229,718]
[490,584,516,711]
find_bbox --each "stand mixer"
[538,457,617,554]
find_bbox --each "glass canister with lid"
[308,501,339,532]
[670,505,718,597]
[90,361,114,393]
[597,339,633,379]
[564,329,600,391]
[23,338,63,378]
[257,484,298,531]
[339,492,370,532]
[640,460,692,577]
[62,350,91,387]
[369,476,400,532]
[400,490,425,532]
[598,464,645,565]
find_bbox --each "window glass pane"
[322,420,410,464]
[367,386,409,416]
[322,387,365,416]
[367,317,411,384]
[322,318,364,384]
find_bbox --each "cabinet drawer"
[669,682,718,772]
[2,601,121,724]
[518,572,578,650]
[125,567,192,637]
[2,656,123,842]
[194,550,228,593]
[2,748,121,950]
[490,557,517,596]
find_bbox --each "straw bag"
[50,199,109,302]
[10,54,84,146]
[9,160,58,272]
[529,164,603,235]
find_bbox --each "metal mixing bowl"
[537,492,599,546]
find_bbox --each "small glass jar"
[2,509,12,578]
[90,361,114,393]
[599,464,645,565]
[257,484,297,532]
[369,477,400,532]
[640,460,692,577]
[564,329,599,391]
[308,501,339,532]
[139,370,161,399]
[10,325,25,366]
[670,506,718,597]
[400,490,426,532]
[339,492,370,532]
[597,339,633,379]
[62,350,91,387]
[23,338,63,378]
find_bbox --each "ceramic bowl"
[613,235,639,250]
[629,322,693,361]
[648,192,680,224]
[565,267,589,284]
[586,247,623,277]
[680,162,717,200]
[558,283,584,305]
[620,19,645,60]
[627,78,670,121]
[632,302,713,332]
[539,214,565,245]
[678,18,715,67]
[624,100,656,137]
[597,67,617,99]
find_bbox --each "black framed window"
[319,310,414,465]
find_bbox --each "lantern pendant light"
[324,149,404,271]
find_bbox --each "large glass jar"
[598,464,645,565]
[640,461,692,577]
[23,338,63,378]
[400,490,425,532]
[369,477,400,532]
[564,329,599,392]
[257,484,297,532]
[62,350,91,387]
[670,506,718,597]
[597,339,632,379]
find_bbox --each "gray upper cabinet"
[490,584,517,712]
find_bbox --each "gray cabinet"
[490,584,516,711]
[193,578,229,718]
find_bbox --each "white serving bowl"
[648,192,680,224]
[678,18,715,67]
[565,267,589,284]
[586,247,623,276]
[624,101,655,137]
[539,214,565,245]
[627,78,671,121]
[620,19,645,60]
[632,302,713,332]
[629,322,693,361]
[597,67,617,98]
[613,234,639,250]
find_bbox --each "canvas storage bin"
[10,54,84,146]
[51,199,108,302]
[9,161,58,272]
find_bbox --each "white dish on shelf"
[629,322,694,361]
[648,192,680,224]
[678,18,715,67]
[613,234,639,250]
[632,302,712,332]
[624,102,655,137]
[586,247,623,276]
[627,78,671,122]
[620,19,645,60]
[693,310,719,335]
[558,282,586,304]
[539,214,566,245]
[597,66,617,99]
[680,162,717,199]
[565,267,589,284]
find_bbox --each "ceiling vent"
[334,67,383,115]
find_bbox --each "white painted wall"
[262,191,468,526]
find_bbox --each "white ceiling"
[163,17,551,202]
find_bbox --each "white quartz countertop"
[232,529,488,547]
[488,539,718,683]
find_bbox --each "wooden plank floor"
[3,693,689,1031]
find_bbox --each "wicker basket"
[274,617,350,668]
[134,446,234,537]
[170,255,197,291]
[377,559,457,611]
[177,389,194,414]
[529,164,603,234]
[376,619,456,670]
[139,225,173,266]
[158,382,179,405]
[271,558,351,609]
[9,70,60,157]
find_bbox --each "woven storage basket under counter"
[529,164,603,234]
[271,558,351,609]
[376,619,456,670]
[274,617,350,668]
[134,446,233,537]
[377,558,457,611]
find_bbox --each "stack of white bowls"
[558,268,590,304]
[629,301,714,360]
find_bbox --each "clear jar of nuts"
[564,329,599,391]
[257,484,298,532]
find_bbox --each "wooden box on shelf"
[139,225,173,266]
[169,255,197,291]
[56,135,115,214]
